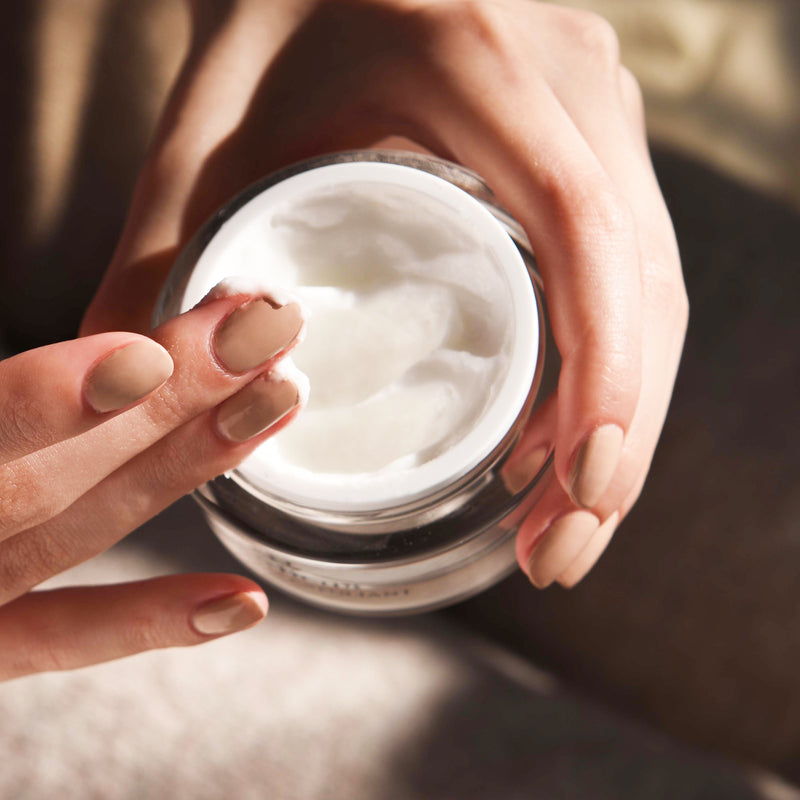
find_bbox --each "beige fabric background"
[563,0,800,209]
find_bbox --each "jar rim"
[157,154,541,513]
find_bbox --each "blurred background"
[0,1,798,797]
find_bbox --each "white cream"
[180,162,538,511]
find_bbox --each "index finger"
[0,333,173,465]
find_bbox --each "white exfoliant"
[181,162,538,510]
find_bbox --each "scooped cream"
[181,163,537,510]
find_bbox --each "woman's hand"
[83,0,688,589]
[0,289,305,679]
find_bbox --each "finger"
[0,289,305,542]
[404,40,642,513]
[556,510,619,589]
[515,470,600,590]
[0,575,267,681]
[0,371,304,604]
[590,278,688,520]
[81,3,305,335]
[516,272,685,590]
[518,276,686,590]
[540,7,649,155]
[81,1,431,336]
[0,333,173,465]
[516,292,685,592]
[536,8,687,516]
[500,391,556,495]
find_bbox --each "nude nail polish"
[85,340,173,413]
[556,511,619,588]
[214,298,304,373]
[568,424,624,508]
[217,376,300,442]
[501,445,550,495]
[526,510,599,589]
[191,591,267,636]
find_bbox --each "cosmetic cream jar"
[154,151,554,615]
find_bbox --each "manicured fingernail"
[85,339,173,413]
[526,510,599,589]
[557,511,619,588]
[568,424,624,507]
[214,298,304,373]
[502,445,550,495]
[191,591,267,636]
[217,376,300,442]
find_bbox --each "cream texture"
[181,164,537,509]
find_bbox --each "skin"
[0,292,300,680]
[0,0,687,678]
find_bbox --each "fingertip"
[190,590,268,637]
[556,510,619,588]
[216,371,304,443]
[549,289,641,509]
[525,510,599,589]
[565,423,625,508]
[212,296,306,374]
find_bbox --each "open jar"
[153,151,555,615]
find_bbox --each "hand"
[82,0,688,589]
[0,289,305,679]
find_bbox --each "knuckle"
[24,532,73,583]
[0,466,54,534]
[446,2,508,46]
[546,169,635,251]
[413,1,519,73]
[140,378,195,434]
[586,187,636,243]
[0,531,71,602]
[562,9,621,69]
[416,1,499,39]
[0,391,47,453]
[145,440,195,492]
[137,429,218,498]
[583,325,639,387]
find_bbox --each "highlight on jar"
[153,151,558,615]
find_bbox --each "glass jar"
[153,150,556,615]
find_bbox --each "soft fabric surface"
[560,0,800,210]
[0,500,788,800]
